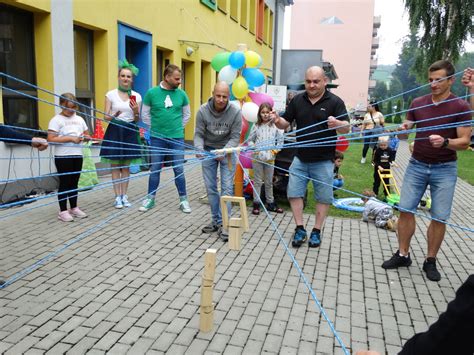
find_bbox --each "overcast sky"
[283,0,473,66]
[374,0,409,65]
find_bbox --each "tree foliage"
[373,81,388,101]
[451,52,474,97]
[404,0,474,77]
[388,77,403,100]
[390,34,420,99]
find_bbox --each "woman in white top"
[48,93,90,222]
[360,101,385,163]
[99,60,142,209]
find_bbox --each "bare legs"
[111,163,130,197]
[289,197,329,230]
[397,211,445,258]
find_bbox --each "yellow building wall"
[1,0,53,129]
[73,0,274,140]
[2,0,273,137]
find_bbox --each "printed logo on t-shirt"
[164,95,173,108]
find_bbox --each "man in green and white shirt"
[139,64,192,213]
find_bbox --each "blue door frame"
[118,23,152,98]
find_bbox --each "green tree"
[394,99,403,123]
[406,96,414,110]
[404,0,474,77]
[391,34,421,99]
[389,77,403,99]
[452,52,474,97]
[385,99,393,123]
[373,81,388,101]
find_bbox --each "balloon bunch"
[211,50,275,125]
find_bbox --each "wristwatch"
[442,137,449,148]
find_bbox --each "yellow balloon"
[232,77,249,99]
[244,50,261,68]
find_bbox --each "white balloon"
[242,102,259,123]
[218,65,237,85]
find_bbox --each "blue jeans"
[147,137,187,198]
[201,150,236,225]
[287,157,334,204]
[399,158,457,221]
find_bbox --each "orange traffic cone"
[92,119,105,140]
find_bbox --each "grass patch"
[303,143,380,218]
[457,149,474,185]
[258,141,473,219]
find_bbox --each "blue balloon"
[229,51,246,69]
[242,68,265,87]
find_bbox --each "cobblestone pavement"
[0,142,472,354]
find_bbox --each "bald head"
[305,66,326,79]
[304,66,328,99]
[213,81,230,112]
[214,81,230,94]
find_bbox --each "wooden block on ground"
[200,249,217,333]
[220,196,249,231]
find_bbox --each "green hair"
[118,59,139,76]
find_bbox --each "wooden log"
[228,217,242,250]
[220,195,249,231]
[200,249,216,332]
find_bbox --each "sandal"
[252,202,260,215]
[267,203,284,213]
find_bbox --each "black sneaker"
[218,226,229,242]
[291,228,307,248]
[202,223,219,234]
[308,230,321,248]
[381,250,412,269]
[423,257,441,282]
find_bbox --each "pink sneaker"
[69,207,87,218]
[58,210,74,222]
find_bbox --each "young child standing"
[247,102,284,215]
[361,189,398,231]
[372,135,395,198]
[48,93,90,222]
[333,151,344,196]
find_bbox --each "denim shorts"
[399,158,457,221]
[287,157,334,204]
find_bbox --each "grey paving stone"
[1,143,471,354]
[207,334,230,353]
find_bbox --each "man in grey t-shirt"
[194,82,242,241]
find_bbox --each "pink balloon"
[239,150,253,169]
[248,92,274,107]
[241,117,249,136]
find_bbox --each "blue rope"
[0,77,199,152]
[248,155,474,235]
[0,153,202,184]
[242,118,473,154]
[236,153,350,354]
[0,158,203,289]
[275,71,467,141]
[247,92,472,152]
[0,155,215,215]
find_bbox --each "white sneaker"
[361,157,366,164]
[69,207,87,218]
[114,196,123,209]
[179,200,191,213]
[121,195,131,208]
